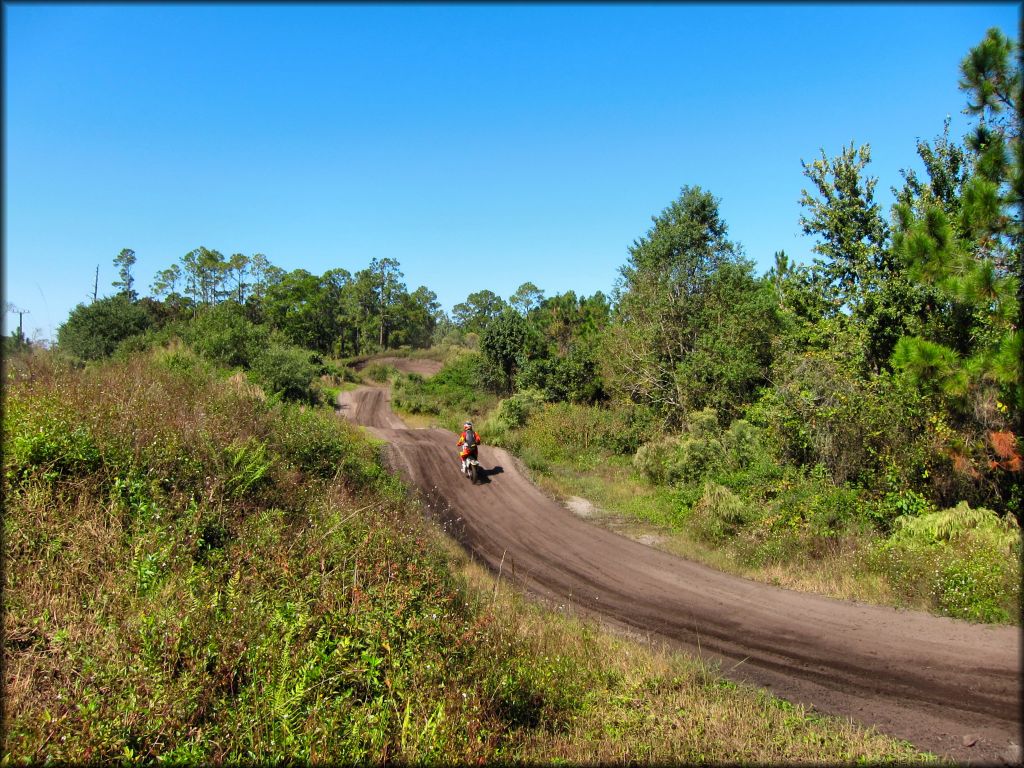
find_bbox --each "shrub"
[523,402,637,466]
[250,344,319,403]
[866,502,1021,622]
[391,352,496,425]
[933,545,1018,623]
[363,363,399,383]
[722,419,763,471]
[184,303,269,369]
[56,295,152,361]
[495,389,547,430]
[633,437,679,484]
[891,502,1020,551]
[750,353,929,489]
[689,482,752,543]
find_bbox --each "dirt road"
[339,383,1022,764]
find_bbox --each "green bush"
[749,354,929,490]
[520,402,637,466]
[184,303,269,369]
[4,396,103,487]
[865,503,1021,622]
[933,546,1018,623]
[689,482,752,543]
[56,295,153,361]
[514,350,605,404]
[633,437,679,484]
[722,419,764,470]
[249,344,319,403]
[496,389,547,430]
[634,409,767,486]
[363,363,399,383]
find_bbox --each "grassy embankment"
[388,352,1021,626]
[3,345,936,763]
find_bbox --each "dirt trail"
[338,384,1022,764]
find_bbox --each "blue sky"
[4,2,1020,343]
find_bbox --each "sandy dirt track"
[339,384,1021,764]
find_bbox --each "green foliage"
[112,248,138,300]
[605,189,778,424]
[223,439,273,498]
[363,362,399,383]
[932,547,1017,623]
[452,289,508,335]
[689,482,752,543]
[634,410,776,489]
[57,294,153,361]
[494,389,547,430]
[752,349,929,488]
[891,501,1020,550]
[184,301,269,368]
[249,343,320,403]
[479,308,529,394]
[868,504,1020,622]
[799,142,888,316]
[511,401,645,467]
[515,347,606,405]
[4,396,103,487]
[391,352,494,424]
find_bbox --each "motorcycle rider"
[457,421,481,472]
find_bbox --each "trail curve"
[338,383,1021,764]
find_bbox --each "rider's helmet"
[464,421,473,429]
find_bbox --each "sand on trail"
[338,383,1022,764]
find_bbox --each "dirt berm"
[339,382,1021,764]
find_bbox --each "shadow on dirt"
[475,465,503,484]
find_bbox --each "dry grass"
[450,547,937,765]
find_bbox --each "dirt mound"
[352,355,444,377]
[339,384,1022,764]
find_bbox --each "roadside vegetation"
[3,345,933,763]
[2,27,1017,762]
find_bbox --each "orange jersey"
[457,430,481,457]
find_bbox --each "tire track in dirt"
[338,384,1022,764]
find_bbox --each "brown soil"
[351,355,444,377]
[338,384,1022,764]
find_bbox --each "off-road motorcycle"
[462,455,481,484]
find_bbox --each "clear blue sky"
[4,2,1020,343]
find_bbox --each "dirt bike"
[461,453,481,484]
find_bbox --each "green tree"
[184,301,269,368]
[250,343,319,403]
[889,28,1021,511]
[151,264,182,299]
[369,257,405,349]
[57,294,152,361]
[510,281,545,316]
[226,253,251,303]
[604,186,749,424]
[112,248,137,300]
[480,308,528,394]
[392,286,441,349]
[799,143,890,316]
[261,269,346,354]
[182,247,229,306]
[452,290,508,334]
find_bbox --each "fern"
[224,440,272,498]
[894,501,1020,549]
